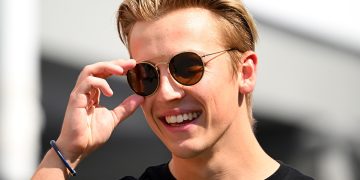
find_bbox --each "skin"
[130,8,279,180]
[32,7,279,180]
[32,60,144,179]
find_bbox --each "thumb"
[112,94,144,127]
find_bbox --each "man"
[33,0,313,179]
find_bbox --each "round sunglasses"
[127,48,235,96]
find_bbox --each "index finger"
[76,59,136,84]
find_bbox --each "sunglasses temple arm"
[201,48,237,58]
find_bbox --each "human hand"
[55,59,144,165]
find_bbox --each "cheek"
[200,68,237,96]
[140,100,153,122]
[141,103,160,135]
[141,99,161,127]
[196,70,239,112]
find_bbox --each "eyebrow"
[135,49,208,63]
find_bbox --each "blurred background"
[1,0,359,179]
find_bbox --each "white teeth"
[165,112,200,124]
[169,116,176,123]
[176,115,183,123]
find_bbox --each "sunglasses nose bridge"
[153,61,169,76]
[153,61,186,96]
[154,61,169,67]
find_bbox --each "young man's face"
[129,8,243,158]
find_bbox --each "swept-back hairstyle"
[117,0,258,122]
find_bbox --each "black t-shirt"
[266,162,314,180]
[120,162,313,180]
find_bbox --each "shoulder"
[266,162,314,180]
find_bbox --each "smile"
[164,112,201,125]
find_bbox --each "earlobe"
[237,51,258,94]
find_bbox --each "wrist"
[50,140,77,176]
[32,147,70,179]
[55,138,84,165]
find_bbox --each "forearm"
[32,148,80,180]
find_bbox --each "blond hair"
[117,0,258,122]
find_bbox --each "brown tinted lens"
[169,52,204,85]
[127,63,159,96]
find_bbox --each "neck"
[169,112,279,180]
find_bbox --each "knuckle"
[82,64,92,72]
[84,76,93,83]
[87,76,100,86]
[69,91,78,100]
[68,90,80,105]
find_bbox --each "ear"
[237,51,258,94]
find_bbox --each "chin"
[168,140,209,159]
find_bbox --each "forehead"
[129,8,225,61]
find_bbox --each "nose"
[155,66,185,101]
